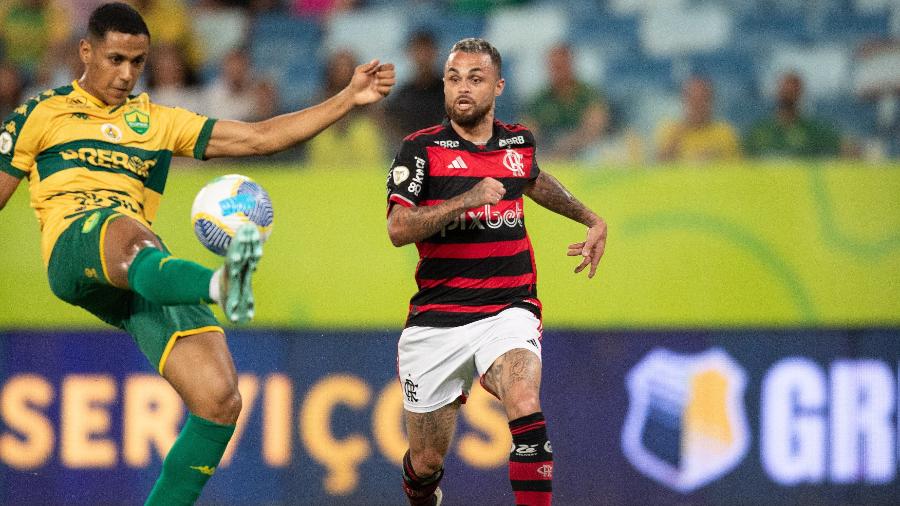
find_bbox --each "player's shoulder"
[2,84,75,148]
[6,84,75,122]
[402,123,450,144]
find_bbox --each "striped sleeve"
[387,139,429,211]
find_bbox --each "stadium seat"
[639,4,734,57]
[249,15,324,110]
[323,7,407,66]
[814,96,878,138]
[484,4,568,58]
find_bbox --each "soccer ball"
[191,174,274,255]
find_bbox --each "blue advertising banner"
[2,329,899,505]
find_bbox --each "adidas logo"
[447,156,468,169]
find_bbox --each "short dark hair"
[88,2,150,41]
[449,38,502,76]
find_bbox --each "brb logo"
[441,202,524,236]
[622,348,749,493]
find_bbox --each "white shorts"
[397,307,543,413]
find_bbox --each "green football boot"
[220,224,263,323]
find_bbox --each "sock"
[402,450,444,506]
[144,413,235,506]
[127,247,215,305]
[509,412,553,506]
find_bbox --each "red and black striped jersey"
[387,119,542,328]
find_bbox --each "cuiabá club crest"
[622,347,749,493]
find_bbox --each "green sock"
[144,414,235,506]
[127,247,215,305]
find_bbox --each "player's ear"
[78,38,92,65]
[495,77,505,97]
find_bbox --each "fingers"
[358,59,380,74]
[588,256,601,278]
[574,256,590,274]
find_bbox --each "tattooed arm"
[388,177,506,247]
[525,171,608,278]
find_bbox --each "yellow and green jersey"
[0,80,216,265]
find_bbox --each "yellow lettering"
[60,149,78,161]
[122,374,183,467]
[300,374,371,495]
[457,384,511,469]
[220,374,258,466]
[61,374,117,468]
[111,151,129,170]
[79,147,98,166]
[372,380,406,465]
[0,374,54,470]
[263,374,292,467]
[97,149,114,169]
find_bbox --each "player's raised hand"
[463,177,506,208]
[567,218,607,279]
[348,59,396,106]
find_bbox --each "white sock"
[209,268,223,303]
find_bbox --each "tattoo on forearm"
[393,199,471,244]
[526,172,596,226]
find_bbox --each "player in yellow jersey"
[0,3,395,505]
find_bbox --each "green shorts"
[47,208,222,374]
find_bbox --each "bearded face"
[443,51,504,129]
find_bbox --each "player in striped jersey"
[0,3,395,504]
[387,38,607,506]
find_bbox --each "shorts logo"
[101,123,123,143]
[392,166,410,185]
[124,108,150,135]
[537,463,553,478]
[403,377,419,403]
[0,132,12,155]
[622,348,749,493]
[503,149,525,177]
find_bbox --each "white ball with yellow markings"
[191,174,273,256]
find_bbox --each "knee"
[506,392,541,421]
[197,382,242,425]
[410,448,446,477]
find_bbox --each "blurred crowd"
[2,0,898,166]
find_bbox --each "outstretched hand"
[348,59,396,106]
[567,218,607,279]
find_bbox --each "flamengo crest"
[503,149,525,176]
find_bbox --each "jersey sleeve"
[0,101,42,180]
[159,105,217,160]
[386,139,429,211]
[524,128,541,181]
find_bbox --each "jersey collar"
[443,118,503,151]
[71,80,109,108]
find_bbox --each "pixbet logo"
[441,202,523,236]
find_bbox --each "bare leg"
[482,348,553,506]
[162,330,241,424]
[102,215,163,288]
[144,331,242,505]
[406,399,461,476]
[402,400,460,505]
[481,348,542,420]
